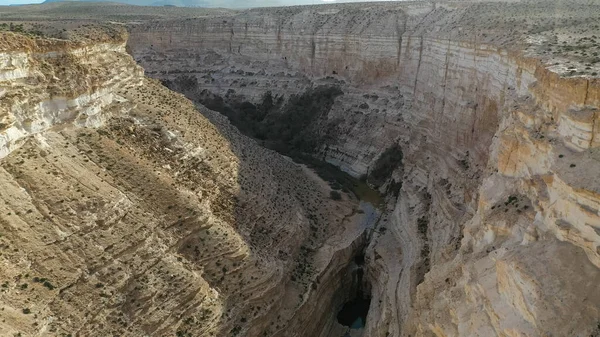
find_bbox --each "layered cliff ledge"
[0,29,377,336]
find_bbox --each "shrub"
[193,85,343,156]
[368,144,404,187]
[417,216,428,235]
[330,190,342,200]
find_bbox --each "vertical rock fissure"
[396,14,407,66]
[584,79,590,106]
[590,110,597,148]
[311,36,317,66]
[336,246,372,330]
[440,39,451,115]
[413,36,424,96]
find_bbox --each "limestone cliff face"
[0,30,144,158]
[127,2,600,336]
[0,30,371,337]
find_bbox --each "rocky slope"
[125,1,600,336]
[0,28,376,337]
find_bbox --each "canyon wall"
[127,2,600,336]
[0,29,374,336]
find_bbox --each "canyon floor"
[1,1,600,337]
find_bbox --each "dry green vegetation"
[162,76,385,204]
[0,23,45,37]
[368,144,403,190]
[0,2,235,22]
[163,76,343,155]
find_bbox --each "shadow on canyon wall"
[160,75,405,206]
[157,75,389,336]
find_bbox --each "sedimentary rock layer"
[0,30,372,336]
[0,30,144,158]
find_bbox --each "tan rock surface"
[1,1,600,336]
[0,30,371,336]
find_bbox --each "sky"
[0,0,386,6]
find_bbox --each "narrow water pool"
[336,296,371,329]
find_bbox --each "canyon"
[1,0,600,336]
